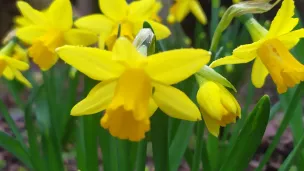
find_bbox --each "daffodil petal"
[64,29,98,46]
[278,28,304,49]
[16,1,47,25]
[71,80,117,116]
[99,0,128,21]
[210,55,255,68]
[268,0,298,37]
[146,49,210,85]
[175,1,190,22]
[75,14,114,34]
[46,0,73,30]
[152,83,201,121]
[233,41,261,58]
[128,0,155,20]
[56,45,124,81]
[146,20,171,40]
[201,112,220,137]
[112,37,141,62]
[3,67,14,80]
[189,0,207,24]
[251,57,269,88]
[16,26,47,44]
[3,56,29,71]
[148,98,158,117]
[13,69,32,88]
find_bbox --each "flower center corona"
[101,68,152,141]
[29,30,64,70]
[257,39,304,93]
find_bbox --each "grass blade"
[191,121,204,171]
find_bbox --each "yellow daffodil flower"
[56,37,210,141]
[196,75,240,137]
[75,0,170,49]
[210,0,304,94]
[15,0,98,71]
[136,0,163,22]
[167,0,207,25]
[0,42,31,88]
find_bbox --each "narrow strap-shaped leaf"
[151,110,169,171]
[24,85,46,171]
[135,139,148,171]
[279,133,304,171]
[256,84,303,171]
[191,121,204,171]
[0,131,31,167]
[220,95,270,171]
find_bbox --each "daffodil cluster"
[5,0,303,142]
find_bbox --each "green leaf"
[220,95,270,171]
[279,133,304,171]
[0,132,31,167]
[151,110,169,171]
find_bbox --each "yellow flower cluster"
[2,0,302,141]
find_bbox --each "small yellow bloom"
[15,0,98,71]
[56,37,210,141]
[196,76,241,137]
[167,0,207,25]
[0,43,31,88]
[210,0,304,94]
[75,0,170,49]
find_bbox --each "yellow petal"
[13,69,32,88]
[148,98,158,117]
[210,55,254,68]
[201,112,220,137]
[268,0,298,37]
[233,41,261,58]
[56,45,124,80]
[278,28,304,49]
[3,67,14,80]
[112,37,142,64]
[189,0,207,24]
[46,0,73,30]
[71,81,117,116]
[128,0,155,20]
[146,20,171,40]
[98,0,128,21]
[174,1,190,22]
[146,49,210,85]
[63,29,98,46]
[3,55,29,71]
[210,41,261,68]
[75,14,114,34]
[16,1,47,25]
[251,57,269,88]
[152,83,201,121]
[16,26,47,44]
